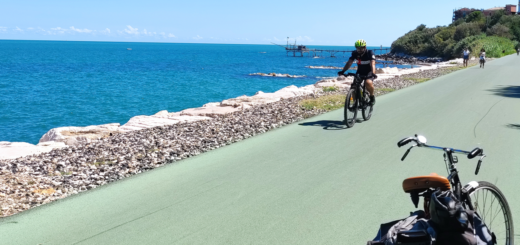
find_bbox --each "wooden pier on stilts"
[272,38,391,58]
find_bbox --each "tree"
[449,18,465,27]
[489,10,505,27]
[416,24,426,31]
[466,11,485,24]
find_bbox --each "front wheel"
[468,181,514,245]
[344,89,357,128]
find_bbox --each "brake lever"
[475,154,486,175]
[401,145,415,161]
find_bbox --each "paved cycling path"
[1,56,520,244]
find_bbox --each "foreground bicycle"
[341,73,374,128]
[398,134,513,244]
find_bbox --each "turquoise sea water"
[0,40,399,144]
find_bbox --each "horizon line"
[0,39,392,47]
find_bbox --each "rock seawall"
[0,60,480,217]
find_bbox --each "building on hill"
[453,4,517,22]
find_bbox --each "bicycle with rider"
[479,48,486,69]
[338,39,377,105]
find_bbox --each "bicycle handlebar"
[397,134,486,175]
[339,73,377,80]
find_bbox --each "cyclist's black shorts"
[356,71,375,80]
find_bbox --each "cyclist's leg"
[364,72,376,105]
[365,79,374,96]
[365,79,376,105]
[359,71,374,95]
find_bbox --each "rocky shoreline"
[248,73,305,78]
[0,60,481,218]
[376,53,444,64]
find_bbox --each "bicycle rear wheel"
[468,181,513,245]
[361,89,373,121]
[344,89,357,127]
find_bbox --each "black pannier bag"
[367,189,496,245]
[367,210,436,245]
[429,189,476,245]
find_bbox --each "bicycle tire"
[468,181,514,245]
[361,89,373,121]
[344,89,357,128]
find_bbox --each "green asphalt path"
[1,56,520,245]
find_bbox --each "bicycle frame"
[398,135,486,211]
[345,73,369,108]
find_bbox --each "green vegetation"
[392,9,518,58]
[447,66,465,72]
[405,78,430,83]
[299,94,346,111]
[377,88,396,93]
[322,86,339,92]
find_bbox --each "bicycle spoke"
[483,187,488,221]
[489,202,503,230]
[469,184,513,245]
[487,194,498,228]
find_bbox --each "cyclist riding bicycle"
[479,48,486,69]
[338,39,377,105]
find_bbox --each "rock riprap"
[0,59,474,217]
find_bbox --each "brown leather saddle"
[402,173,450,193]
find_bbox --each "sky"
[0,0,516,46]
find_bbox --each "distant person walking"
[479,49,486,69]
[517,48,519,56]
[463,48,470,67]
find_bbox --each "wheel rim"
[470,187,512,244]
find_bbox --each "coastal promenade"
[1,55,519,244]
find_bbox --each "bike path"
[1,56,519,244]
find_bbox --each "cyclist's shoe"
[370,95,376,105]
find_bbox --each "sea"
[0,40,408,144]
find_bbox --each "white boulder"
[0,141,67,160]
[39,123,121,146]
[119,114,212,132]
[179,106,240,117]
[376,67,399,74]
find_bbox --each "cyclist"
[479,48,486,69]
[338,39,377,105]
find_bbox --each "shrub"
[322,86,338,92]
[391,14,519,59]
[434,27,456,41]
[469,36,516,57]
[391,25,443,56]
[454,22,482,41]
[452,34,486,56]
[511,25,520,41]
[450,18,465,27]
[487,24,512,38]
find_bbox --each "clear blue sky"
[0,0,515,46]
